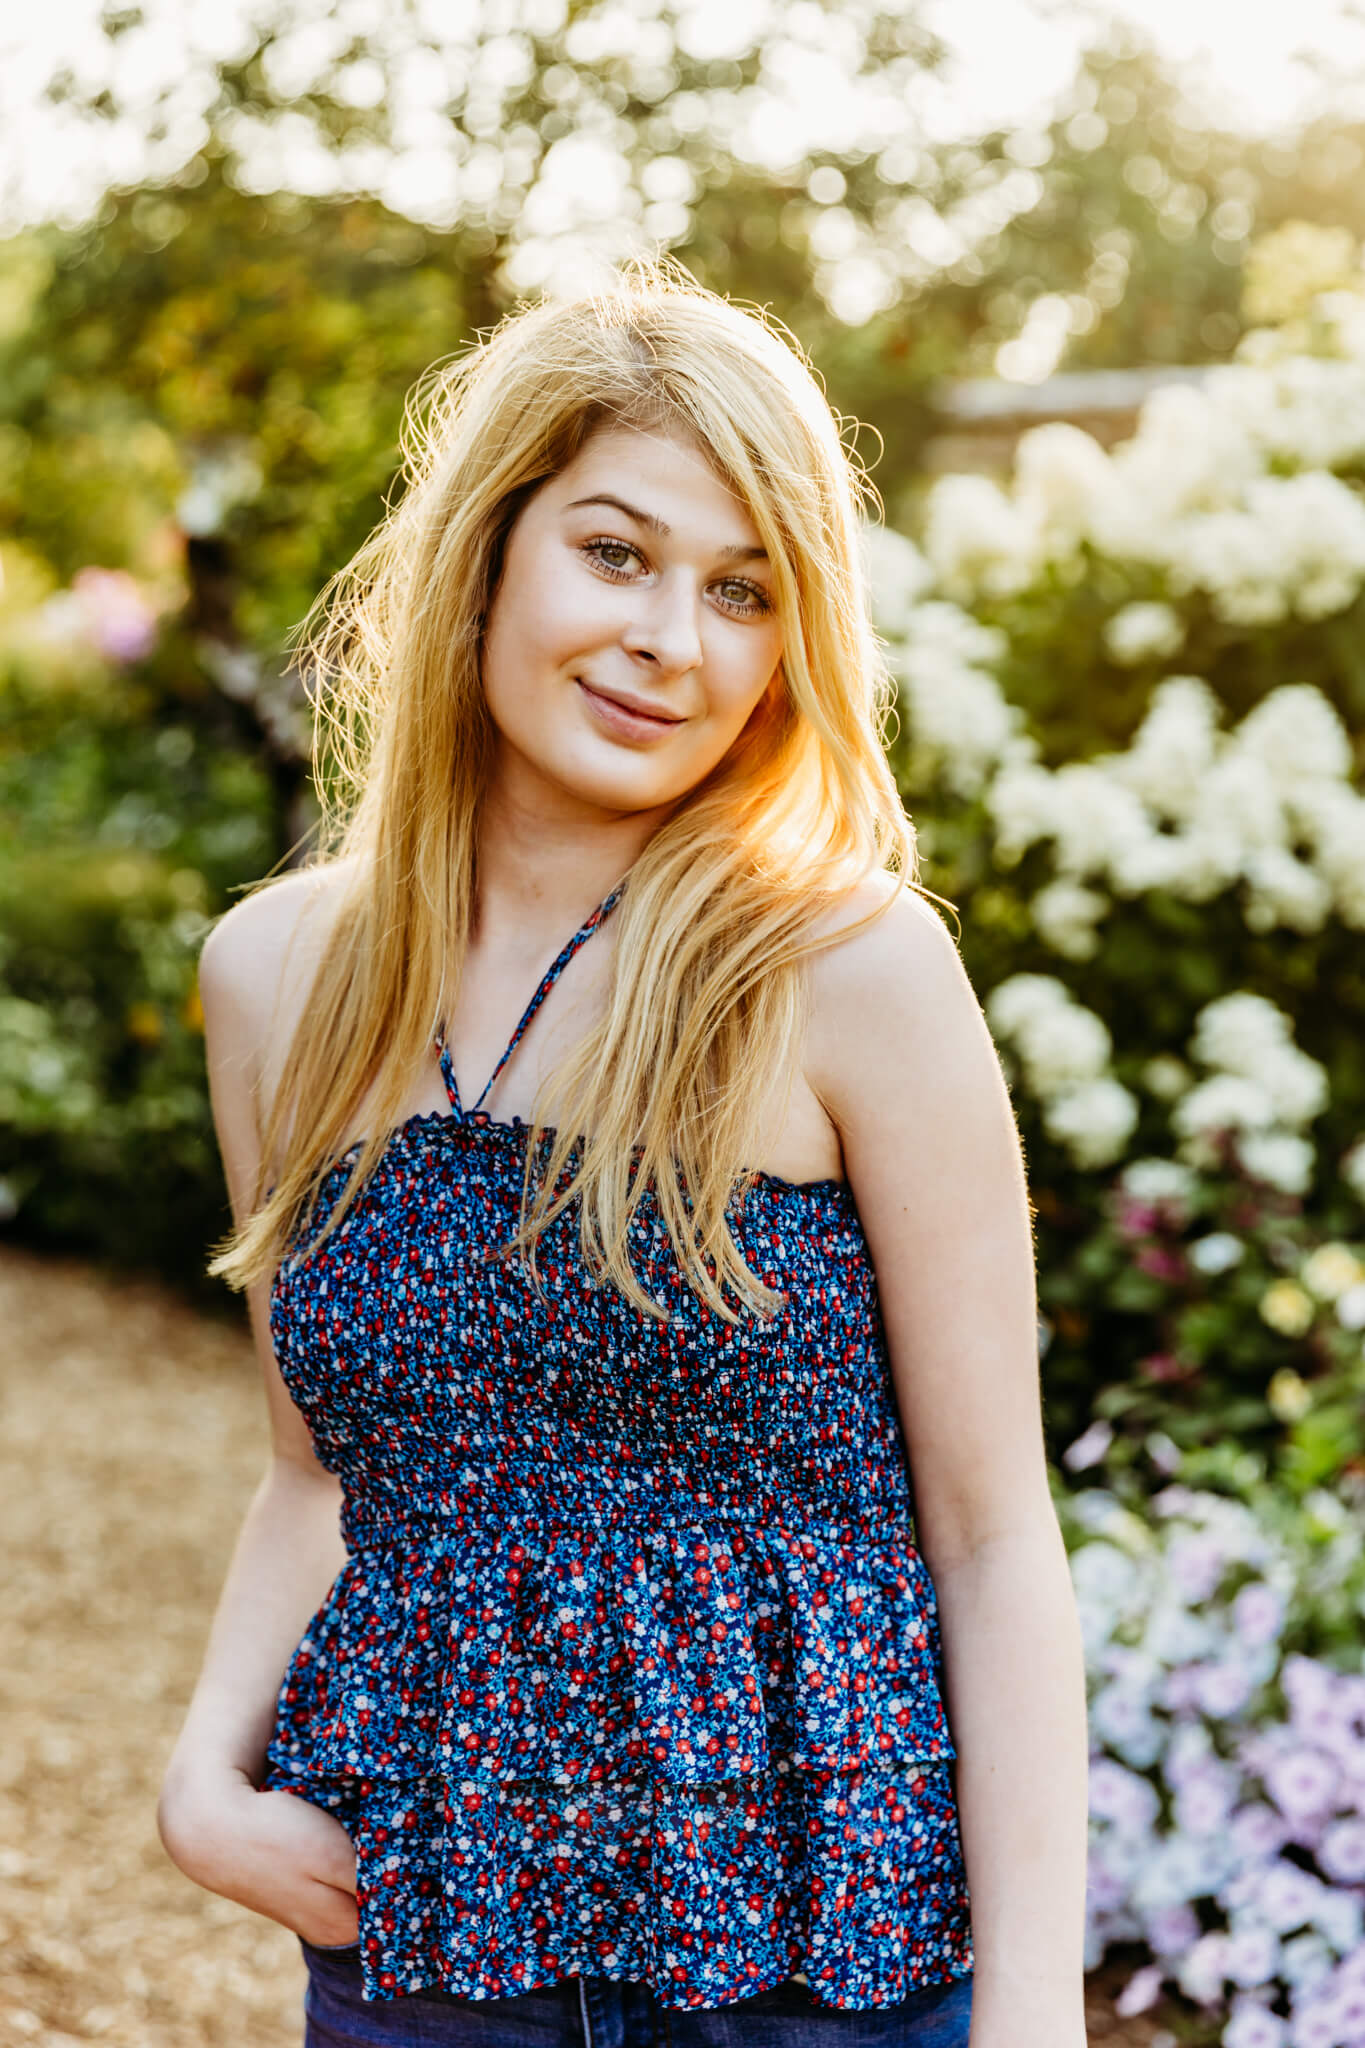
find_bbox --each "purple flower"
[1115,1962,1165,2016]
[1230,1803,1290,1860]
[1145,1901,1201,1955]
[1225,1997,1288,2048]
[1167,1531,1229,1604]
[1254,1859,1327,1933]
[1283,1657,1339,1721]
[1175,1757,1239,1836]
[1265,1747,1340,1825]
[1063,1419,1113,1471]
[1089,1757,1160,1832]
[1319,1817,1365,1884]
[1234,1582,1286,1650]
[1288,1995,1344,2048]
[1084,1848,1129,1913]
[1225,1922,1281,1989]
[1194,1657,1258,1719]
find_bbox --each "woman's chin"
[505,743,684,820]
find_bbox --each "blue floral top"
[262,881,973,2009]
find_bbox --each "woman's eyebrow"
[563,492,768,563]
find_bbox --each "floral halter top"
[261,878,973,2010]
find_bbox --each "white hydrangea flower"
[895,598,1010,670]
[1113,675,1221,820]
[1098,382,1261,547]
[1192,751,1286,855]
[858,520,934,636]
[1175,504,1289,625]
[1013,421,1114,552]
[1031,878,1108,959]
[1016,1003,1114,1095]
[1049,763,1153,881]
[1254,1046,1330,1127]
[1217,353,1365,472]
[922,472,1041,600]
[1314,288,1365,365]
[1103,601,1187,668]
[1190,994,1296,1076]
[1188,1232,1246,1274]
[1342,1138,1365,1203]
[1121,1158,1198,1205]
[1308,787,1365,927]
[987,759,1063,864]
[1253,471,1365,621]
[1172,1074,1278,1140]
[1237,1131,1316,1194]
[1142,1056,1193,1101]
[1241,848,1333,934]
[1118,821,1243,903]
[891,601,1025,798]
[1044,1076,1141,1167]
[1237,684,1353,789]
[985,972,1072,1040]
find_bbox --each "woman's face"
[479,425,784,820]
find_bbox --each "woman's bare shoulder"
[198,856,361,1077]
[805,872,961,994]
[803,876,972,1110]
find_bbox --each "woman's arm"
[806,883,1088,2048]
[156,877,360,1947]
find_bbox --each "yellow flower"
[124,1000,163,1048]
[1259,1279,1315,1338]
[1301,1243,1365,1301]
[1267,1367,1313,1423]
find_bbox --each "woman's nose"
[624,572,703,676]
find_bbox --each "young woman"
[157,261,1089,2048]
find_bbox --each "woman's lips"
[575,678,685,741]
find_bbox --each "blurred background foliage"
[3,0,1365,1379]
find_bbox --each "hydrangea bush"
[1062,1480,1365,2044]
[866,282,1365,1491]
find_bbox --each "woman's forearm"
[159,1456,347,1831]
[930,1511,1090,2042]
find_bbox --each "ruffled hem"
[269,1762,974,2009]
[263,1515,969,2009]
[266,1517,956,1788]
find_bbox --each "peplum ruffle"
[262,1510,971,2007]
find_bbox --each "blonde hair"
[209,255,929,1320]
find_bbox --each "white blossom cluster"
[1172,994,1329,1196]
[921,296,1365,629]
[986,675,1365,939]
[985,974,1139,1168]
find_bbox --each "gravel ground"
[0,1242,1172,2047]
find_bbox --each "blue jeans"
[299,1944,973,2047]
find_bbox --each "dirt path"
[0,1243,1168,2047]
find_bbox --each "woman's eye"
[584,538,639,575]
[715,580,771,615]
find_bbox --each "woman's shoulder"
[803,875,978,1111]
[805,872,963,1001]
[198,856,362,1081]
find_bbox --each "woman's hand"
[158,1767,360,1949]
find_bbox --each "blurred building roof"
[923,363,1217,473]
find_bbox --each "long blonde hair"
[209,255,927,1320]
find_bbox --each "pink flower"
[71,566,159,664]
[1319,1817,1365,1884]
[1265,1747,1340,1824]
[1139,1350,1191,1382]
[1136,1244,1189,1282]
